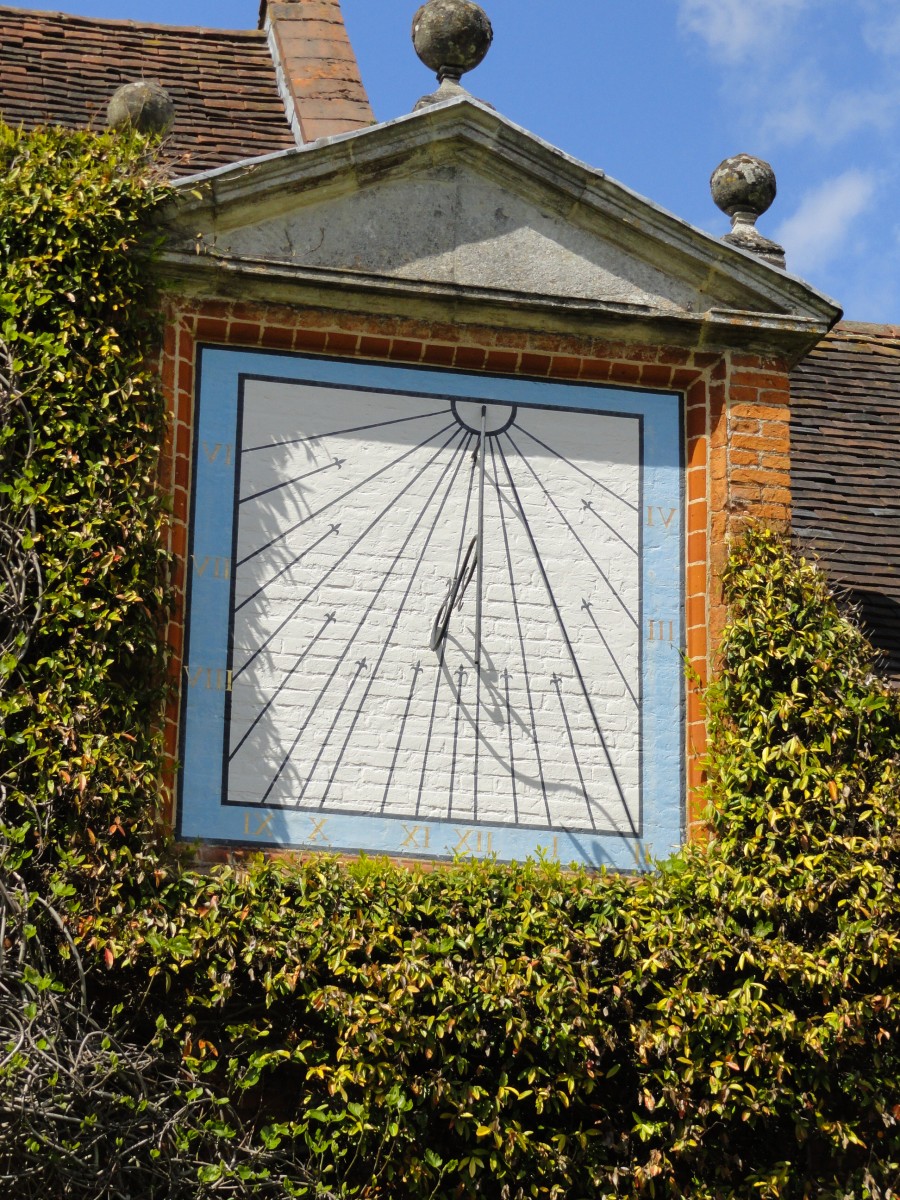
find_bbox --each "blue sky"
[10,0,900,322]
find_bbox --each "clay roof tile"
[791,321,900,681]
[0,2,371,174]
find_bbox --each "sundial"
[179,348,684,870]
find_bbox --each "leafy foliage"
[619,528,900,1197]
[83,537,900,1199]
[0,122,170,902]
[1,123,899,1198]
[93,855,638,1198]
[0,344,42,678]
[0,870,333,1199]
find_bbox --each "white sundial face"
[179,350,685,870]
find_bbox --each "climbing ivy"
[619,528,900,1197]
[0,123,898,1198]
[0,121,170,901]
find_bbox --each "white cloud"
[677,0,812,62]
[761,68,900,147]
[860,0,900,56]
[775,168,878,276]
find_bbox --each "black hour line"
[239,457,344,505]
[297,657,369,806]
[241,407,449,454]
[228,610,336,760]
[233,426,464,680]
[316,434,474,808]
[448,663,468,822]
[501,667,519,825]
[515,423,639,516]
[236,419,457,567]
[581,499,638,555]
[581,598,639,708]
[380,661,424,812]
[473,651,481,824]
[257,438,466,806]
[472,403,490,826]
[551,673,629,832]
[415,441,481,818]
[504,431,638,628]
[496,439,641,842]
[490,438,551,826]
[551,673,597,832]
[234,524,339,614]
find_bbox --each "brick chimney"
[259,0,374,144]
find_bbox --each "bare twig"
[0,341,43,693]
[0,870,339,1196]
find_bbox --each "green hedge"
[1,123,899,1198]
[0,122,170,901]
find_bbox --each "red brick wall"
[158,296,792,849]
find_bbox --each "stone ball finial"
[412,0,493,85]
[710,153,785,270]
[710,153,777,219]
[106,81,174,136]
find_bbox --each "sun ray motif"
[514,422,639,513]
[504,429,638,626]
[231,425,462,678]
[415,438,481,817]
[236,419,457,567]
[495,436,641,841]
[317,433,474,807]
[229,610,335,759]
[241,407,448,455]
[234,525,340,614]
[242,428,470,805]
[489,437,551,825]
[218,375,653,842]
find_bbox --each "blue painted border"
[178,348,685,871]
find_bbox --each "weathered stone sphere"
[106,81,174,135]
[710,153,777,218]
[412,0,493,79]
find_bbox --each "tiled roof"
[0,4,297,174]
[791,321,900,679]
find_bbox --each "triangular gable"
[165,97,839,357]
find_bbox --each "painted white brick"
[227,379,642,839]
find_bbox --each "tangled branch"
[0,341,42,686]
[0,336,334,1196]
[0,872,336,1199]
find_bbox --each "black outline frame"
[175,346,687,865]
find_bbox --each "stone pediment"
[165,98,839,357]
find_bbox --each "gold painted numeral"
[244,811,275,838]
[646,506,677,529]
[192,555,231,580]
[449,829,494,855]
[648,620,675,643]
[202,442,233,466]
[185,666,233,691]
[307,817,330,845]
[400,824,431,851]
